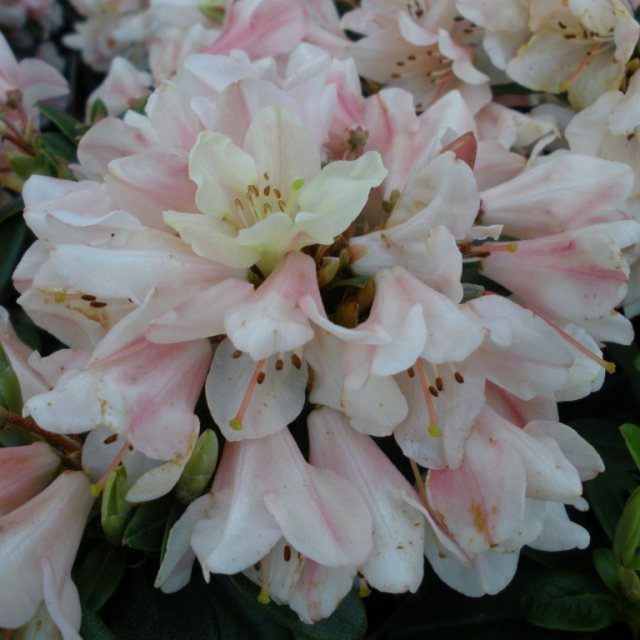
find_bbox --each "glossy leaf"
[123,494,174,552]
[75,544,126,612]
[520,571,619,632]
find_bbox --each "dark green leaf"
[327,276,369,290]
[228,575,367,640]
[0,195,23,225]
[108,567,219,640]
[520,571,619,631]
[621,424,640,472]
[614,486,640,567]
[40,132,78,164]
[36,102,88,142]
[123,494,174,552]
[593,548,622,595]
[81,608,118,640]
[176,429,219,504]
[75,543,126,611]
[571,419,639,540]
[0,216,28,305]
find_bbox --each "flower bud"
[0,343,22,421]
[175,429,218,504]
[101,466,132,545]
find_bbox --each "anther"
[81,294,97,301]
[90,301,107,308]
[277,200,287,212]
[103,434,118,445]
[273,188,282,199]
[435,376,444,391]
[429,385,439,397]
[283,545,292,562]
[454,371,465,384]
[407,366,415,378]
[291,353,302,369]
[275,357,284,371]
[263,185,271,196]
[256,371,266,384]
[232,350,243,359]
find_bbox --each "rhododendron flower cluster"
[2,0,640,637]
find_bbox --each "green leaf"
[593,547,622,595]
[0,216,28,306]
[615,487,640,567]
[520,571,619,631]
[228,575,367,640]
[571,419,639,540]
[40,132,78,164]
[621,423,640,472]
[123,494,174,552]
[36,102,87,142]
[9,154,50,180]
[81,608,118,640]
[0,195,23,225]
[75,544,126,611]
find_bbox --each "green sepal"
[175,429,219,504]
[101,466,133,545]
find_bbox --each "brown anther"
[558,21,567,29]
[232,350,243,359]
[454,371,465,384]
[277,200,287,212]
[291,354,302,369]
[454,15,464,21]
[428,385,439,397]
[396,61,405,66]
[263,202,272,216]
[283,545,292,562]
[273,188,282,199]
[263,185,271,196]
[628,133,636,141]
[90,301,107,308]
[256,371,266,385]
[249,185,259,197]
[390,73,402,79]
[103,434,118,444]
[407,54,417,60]
[234,198,244,210]
[435,377,444,391]
[263,172,270,181]
[407,367,416,378]
[81,294,97,301]
[463,28,473,33]
[275,358,284,371]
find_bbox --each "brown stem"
[0,408,81,453]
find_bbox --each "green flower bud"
[0,343,23,421]
[101,466,132,545]
[175,429,219,504]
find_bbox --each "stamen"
[256,371,266,385]
[257,554,271,604]
[90,301,107,308]
[415,360,441,437]
[229,359,266,430]
[232,350,243,359]
[90,439,132,497]
[545,319,616,373]
[407,366,415,378]
[561,42,603,90]
[283,544,292,562]
[81,294,97,301]
[275,355,284,371]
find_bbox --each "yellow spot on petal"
[471,502,488,534]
